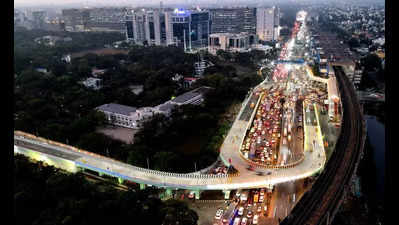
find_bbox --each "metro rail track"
[281,66,365,225]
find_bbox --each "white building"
[96,86,212,129]
[256,7,280,42]
[61,54,71,63]
[81,77,102,90]
[208,32,256,55]
[96,103,141,129]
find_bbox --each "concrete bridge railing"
[14,131,236,186]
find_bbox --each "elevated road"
[14,81,326,191]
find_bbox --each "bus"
[253,192,259,203]
[220,203,238,225]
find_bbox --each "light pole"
[146,157,150,169]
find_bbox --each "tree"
[77,58,90,77]
[348,37,360,49]
[361,54,382,72]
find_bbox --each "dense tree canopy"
[14,154,198,225]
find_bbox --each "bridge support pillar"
[194,190,201,200]
[166,188,173,198]
[118,177,124,184]
[140,183,146,190]
[223,190,231,200]
[326,211,330,225]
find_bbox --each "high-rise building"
[125,9,209,50]
[189,11,210,49]
[125,14,134,40]
[208,32,257,55]
[32,11,46,29]
[165,9,210,50]
[256,7,280,42]
[62,9,90,31]
[14,9,27,27]
[132,11,147,44]
[125,10,167,45]
[210,8,256,34]
[145,10,166,45]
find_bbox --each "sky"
[14,0,384,8]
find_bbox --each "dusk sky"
[14,0,384,8]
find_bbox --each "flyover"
[14,80,326,191]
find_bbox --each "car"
[241,217,248,225]
[257,206,262,213]
[188,191,195,199]
[247,203,252,209]
[259,195,264,203]
[215,209,224,219]
[233,217,241,225]
[256,171,264,176]
[238,207,244,216]
[247,211,253,218]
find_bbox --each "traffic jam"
[215,188,273,225]
[211,17,331,225]
[240,87,285,167]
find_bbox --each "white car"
[215,209,223,220]
[238,207,244,216]
[252,215,259,224]
[241,217,248,225]
[233,217,241,225]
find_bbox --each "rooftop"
[171,86,212,104]
[158,102,176,112]
[96,103,137,116]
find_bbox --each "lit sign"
[174,8,186,14]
